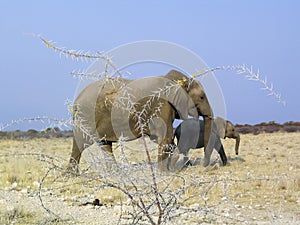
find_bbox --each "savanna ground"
[0,132,299,224]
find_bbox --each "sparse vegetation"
[0,132,299,224]
[0,204,35,224]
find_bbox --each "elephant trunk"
[234,133,240,156]
[203,116,214,167]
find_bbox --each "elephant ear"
[164,70,198,120]
[168,86,198,120]
[214,117,226,139]
[165,70,189,90]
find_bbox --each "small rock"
[41,187,48,191]
[100,207,107,213]
[103,195,114,202]
[189,203,200,209]
[113,205,131,215]
[114,205,122,216]
[125,198,132,205]
[6,205,15,212]
[20,188,28,194]
[33,181,40,188]
[70,196,77,201]
[234,204,241,209]
[11,182,18,189]
[87,194,95,199]
[152,216,159,223]
[4,186,10,191]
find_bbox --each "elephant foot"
[222,158,227,166]
[158,160,169,172]
[158,145,174,172]
[167,147,180,172]
[203,158,210,167]
[65,163,80,176]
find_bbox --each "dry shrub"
[0,206,35,224]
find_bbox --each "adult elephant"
[68,70,214,172]
[174,117,240,166]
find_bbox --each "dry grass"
[0,132,299,223]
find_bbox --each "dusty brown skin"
[68,70,213,172]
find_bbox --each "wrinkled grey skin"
[174,118,240,166]
[68,70,213,172]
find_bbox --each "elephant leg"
[67,136,84,174]
[157,127,174,171]
[203,136,215,167]
[158,143,170,171]
[98,141,117,170]
[217,144,227,166]
[213,137,227,166]
[167,145,179,171]
[203,117,214,167]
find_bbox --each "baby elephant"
[174,117,240,166]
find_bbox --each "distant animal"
[174,117,240,166]
[68,70,214,172]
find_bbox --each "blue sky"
[0,0,299,130]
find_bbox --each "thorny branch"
[0,116,72,131]
[197,65,286,105]
[37,35,107,61]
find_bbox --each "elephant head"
[215,117,240,156]
[165,70,214,167]
[165,70,212,119]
